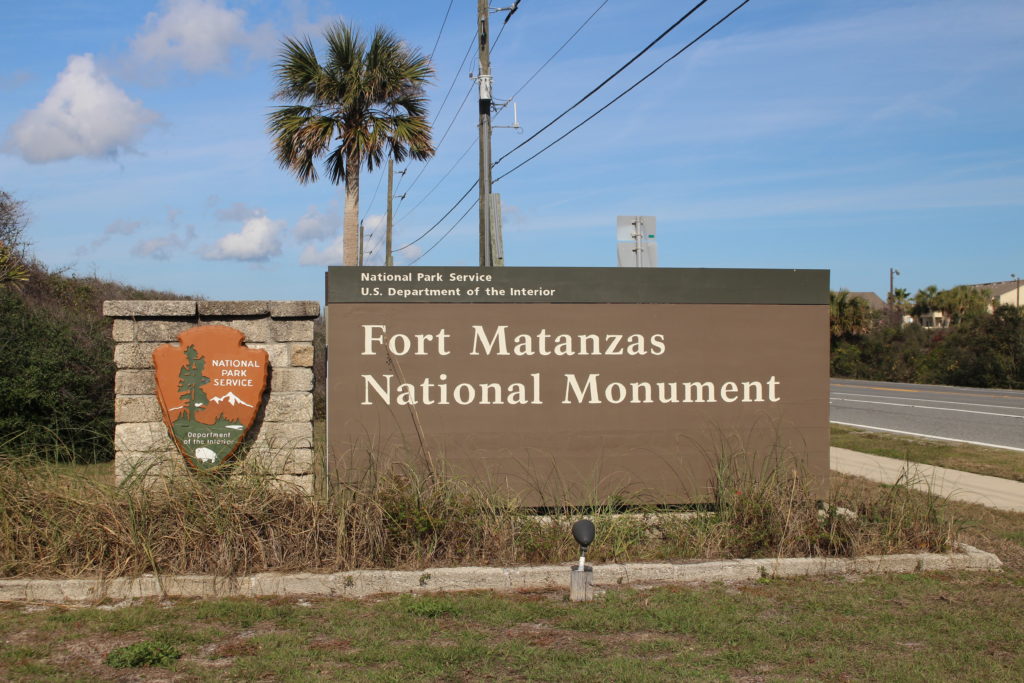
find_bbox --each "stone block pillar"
[103,300,320,493]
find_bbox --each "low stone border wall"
[0,545,1000,604]
[103,300,320,493]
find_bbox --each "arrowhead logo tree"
[153,326,269,470]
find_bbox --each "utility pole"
[386,159,394,267]
[477,0,493,267]
[889,267,900,326]
[358,220,364,267]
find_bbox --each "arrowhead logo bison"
[153,325,268,470]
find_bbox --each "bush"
[0,263,188,462]
[831,307,1023,390]
[0,281,114,461]
[105,641,182,668]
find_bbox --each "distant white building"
[970,279,1024,310]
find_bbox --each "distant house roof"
[847,291,886,311]
[968,280,1018,297]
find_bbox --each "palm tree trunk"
[343,151,361,266]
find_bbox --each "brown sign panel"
[153,325,269,470]
[327,268,828,505]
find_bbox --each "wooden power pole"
[477,0,494,267]
[386,159,394,267]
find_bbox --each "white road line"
[830,421,1024,453]
[830,397,1024,420]
[831,391,1024,412]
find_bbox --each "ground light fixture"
[569,519,596,602]
[572,519,596,569]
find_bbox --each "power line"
[493,0,710,168]
[359,167,387,225]
[399,137,477,224]
[428,0,457,61]
[509,0,608,101]
[409,198,479,264]
[393,33,475,201]
[429,34,476,129]
[394,180,478,252]
[494,0,753,184]
[397,83,474,206]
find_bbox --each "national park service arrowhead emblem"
[153,325,269,470]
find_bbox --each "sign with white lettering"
[153,325,268,470]
[327,267,829,505]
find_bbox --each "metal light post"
[1013,273,1019,308]
[889,268,900,325]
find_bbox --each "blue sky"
[2,0,1022,302]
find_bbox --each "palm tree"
[268,22,434,266]
[911,285,940,322]
[935,285,990,324]
[830,290,872,341]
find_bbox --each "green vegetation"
[831,291,1024,389]
[0,476,1020,681]
[0,265,183,462]
[0,265,187,463]
[268,20,435,266]
[0,190,30,288]
[832,424,1024,483]
[105,640,182,668]
[0,189,187,462]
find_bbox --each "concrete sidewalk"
[831,447,1024,513]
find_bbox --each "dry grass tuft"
[0,450,959,579]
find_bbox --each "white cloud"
[5,54,158,163]
[215,202,263,221]
[132,235,184,260]
[299,235,343,266]
[299,215,423,265]
[205,215,284,261]
[130,0,274,73]
[293,202,340,242]
[105,219,143,236]
[77,218,143,255]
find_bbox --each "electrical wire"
[509,0,608,101]
[428,0,457,62]
[393,179,478,252]
[408,198,479,264]
[494,0,752,184]
[399,137,477,223]
[397,83,474,207]
[493,0,710,168]
[393,33,477,198]
[359,167,387,226]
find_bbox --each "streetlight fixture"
[1013,273,1020,308]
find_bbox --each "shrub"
[105,641,182,668]
[0,263,188,462]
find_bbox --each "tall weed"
[0,448,958,579]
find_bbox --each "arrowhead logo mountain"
[153,325,269,470]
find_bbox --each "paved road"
[829,379,1024,452]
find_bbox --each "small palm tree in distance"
[268,21,434,266]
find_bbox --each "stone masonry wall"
[103,300,320,493]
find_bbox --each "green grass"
[831,424,1024,482]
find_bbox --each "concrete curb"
[0,544,1000,604]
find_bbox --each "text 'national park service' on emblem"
[153,325,268,470]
